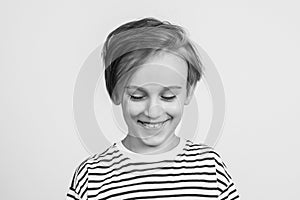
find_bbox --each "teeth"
[139,120,168,129]
[142,122,163,129]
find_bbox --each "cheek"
[164,101,183,117]
[126,102,146,116]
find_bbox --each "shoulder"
[183,139,240,199]
[183,139,229,172]
[184,139,224,161]
[67,144,119,199]
[74,143,118,177]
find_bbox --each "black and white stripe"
[67,139,240,200]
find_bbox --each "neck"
[121,134,180,155]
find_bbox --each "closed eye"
[161,96,176,101]
[130,95,144,100]
[129,95,176,101]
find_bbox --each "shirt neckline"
[116,137,187,162]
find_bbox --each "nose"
[144,98,164,119]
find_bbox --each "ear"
[184,84,196,105]
[111,92,121,105]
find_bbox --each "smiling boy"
[120,52,192,155]
[66,18,240,200]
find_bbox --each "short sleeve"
[66,160,89,200]
[214,152,240,200]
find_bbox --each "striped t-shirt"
[66,138,240,200]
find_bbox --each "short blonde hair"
[102,17,203,103]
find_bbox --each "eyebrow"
[125,85,182,91]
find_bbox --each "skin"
[113,52,196,155]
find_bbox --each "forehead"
[127,52,188,88]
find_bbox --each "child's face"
[120,52,194,147]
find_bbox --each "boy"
[67,17,240,200]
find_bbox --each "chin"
[139,130,173,147]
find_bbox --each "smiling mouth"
[137,119,170,129]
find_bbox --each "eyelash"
[130,95,176,101]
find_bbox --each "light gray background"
[1,0,299,199]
